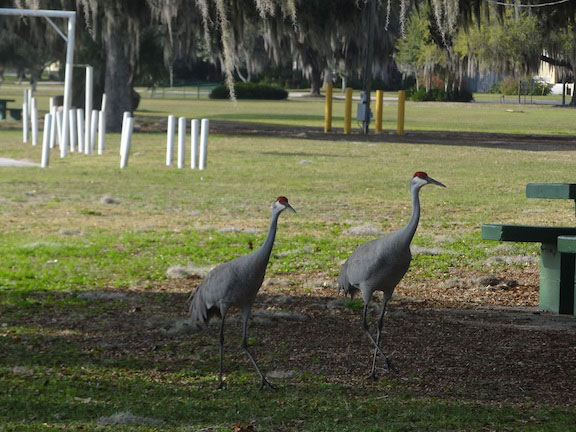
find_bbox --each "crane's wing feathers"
[188,253,269,327]
[340,234,412,295]
[189,261,240,326]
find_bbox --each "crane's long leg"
[217,316,226,389]
[241,309,277,390]
[369,300,391,380]
[362,303,387,360]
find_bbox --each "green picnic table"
[0,98,19,120]
[482,183,576,315]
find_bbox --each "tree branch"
[540,54,572,70]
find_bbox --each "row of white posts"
[22,86,109,166]
[166,116,209,170]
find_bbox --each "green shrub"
[494,77,552,96]
[498,77,519,95]
[407,87,473,102]
[210,82,288,100]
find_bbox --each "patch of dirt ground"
[7,267,576,408]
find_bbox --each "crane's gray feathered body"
[189,244,271,325]
[188,197,295,389]
[338,172,445,379]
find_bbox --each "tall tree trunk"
[309,65,322,96]
[104,16,133,132]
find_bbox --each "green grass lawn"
[1,94,576,430]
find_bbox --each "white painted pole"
[83,110,92,155]
[98,110,105,155]
[69,108,76,152]
[60,12,75,158]
[90,109,98,154]
[24,89,30,111]
[49,97,55,112]
[22,101,28,143]
[23,89,30,132]
[177,116,186,169]
[120,116,134,169]
[41,114,52,168]
[199,118,209,170]
[49,106,57,149]
[100,93,106,113]
[120,112,130,155]
[166,115,175,166]
[190,119,199,169]
[55,109,63,147]
[76,108,84,153]
[84,65,93,154]
[30,98,38,147]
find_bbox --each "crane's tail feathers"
[188,286,219,327]
[337,262,353,297]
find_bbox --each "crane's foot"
[216,380,226,390]
[384,356,394,372]
[259,377,278,391]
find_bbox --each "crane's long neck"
[401,184,422,245]
[256,209,281,263]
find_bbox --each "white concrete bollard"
[22,101,28,143]
[190,119,199,169]
[166,115,175,166]
[98,110,106,155]
[56,109,63,147]
[69,109,77,152]
[49,106,57,149]
[199,118,209,170]
[41,114,52,168]
[30,98,38,147]
[76,108,85,153]
[177,116,186,169]
[120,112,130,155]
[85,66,93,153]
[90,110,98,154]
[120,116,134,169]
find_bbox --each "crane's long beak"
[286,204,297,213]
[427,176,446,188]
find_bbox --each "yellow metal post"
[324,83,333,133]
[397,90,406,135]
[375,90,383,133]
[344,87,353,134]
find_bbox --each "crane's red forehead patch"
[413,171,427,179]
[276,196,289,204]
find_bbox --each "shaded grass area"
[3,374,572,431]
[2,288,576,431]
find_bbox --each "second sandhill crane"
[188,196,296,390]
[338,172,446,379]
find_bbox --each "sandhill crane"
[188,196,296,389]
[338,172,446,379]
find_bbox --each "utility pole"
[359,0,376,135]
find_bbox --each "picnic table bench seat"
[482,184,576,316]
[482,224,576,315]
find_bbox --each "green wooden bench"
[0,98,16,120]
[482,183,576,315]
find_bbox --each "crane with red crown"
[338,172,446,380]
[188,196,296,390]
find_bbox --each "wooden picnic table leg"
[540,242,575,315]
